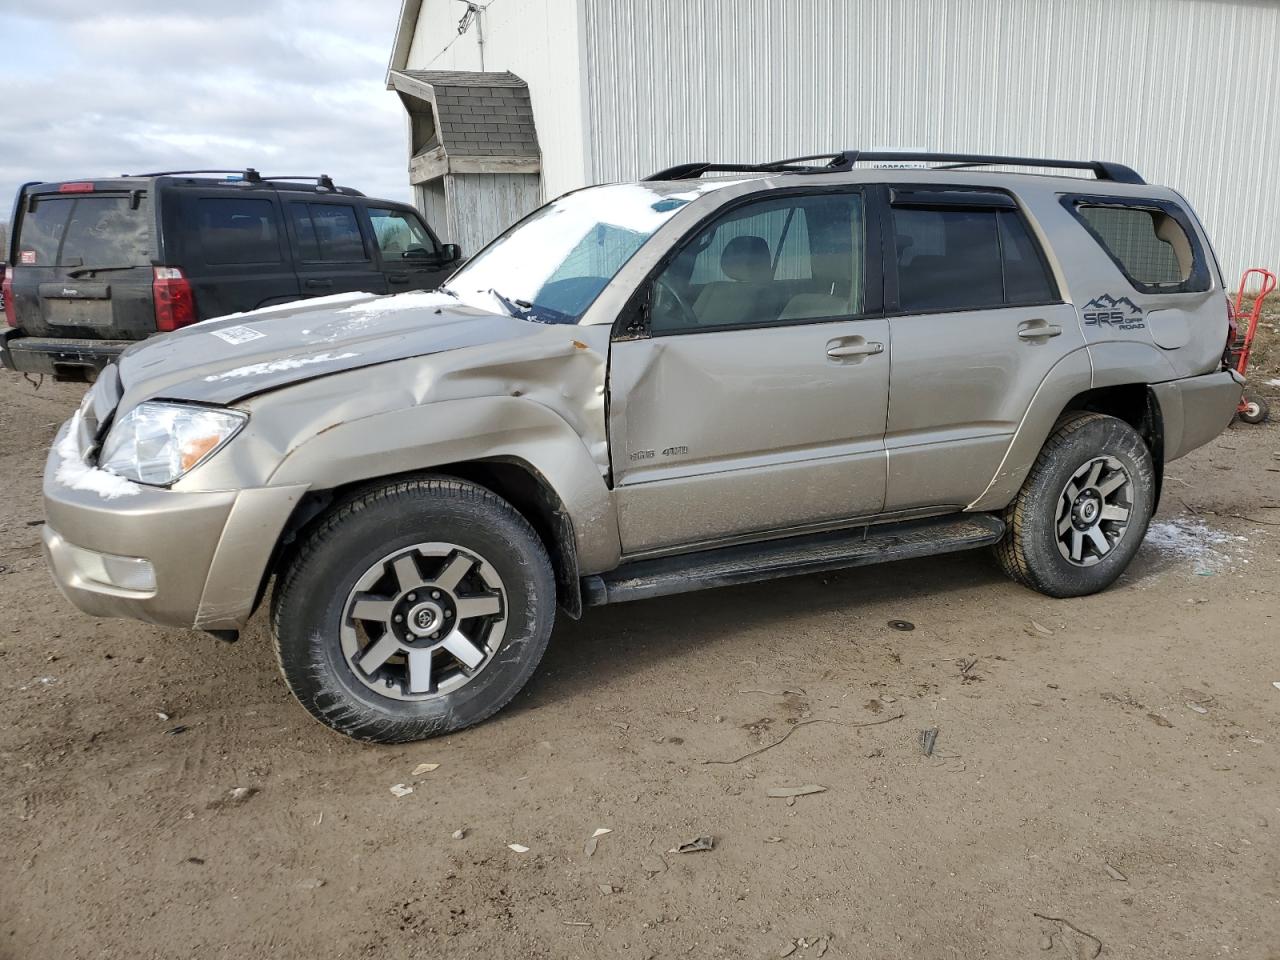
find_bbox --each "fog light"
[66,543,157,593]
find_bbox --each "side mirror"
[440,243,462,263]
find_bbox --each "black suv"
[1,169,461,380]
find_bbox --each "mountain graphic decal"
[1083,293,1142,314]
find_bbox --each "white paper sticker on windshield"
[209,325,265,345]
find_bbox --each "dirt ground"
[2,368,1278,960]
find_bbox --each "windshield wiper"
[487,288,532,317]
[65,265,137,278]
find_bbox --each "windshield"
[445,182,732,324]
[17,193,152,269]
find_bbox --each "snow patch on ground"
[203,352,359,382]
[1143,517,1250,572]
[53,413,140,500]
[1266,378,1280,387]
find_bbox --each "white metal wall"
[406,0,589,199]
[578,0,1280,281]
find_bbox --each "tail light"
[153,266,196,332]
[2,266,15,328]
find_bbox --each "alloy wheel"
[1054,456,1134,567]
[340,542,507,701]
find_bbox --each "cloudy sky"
[0,0,410,224]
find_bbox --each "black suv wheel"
[272,477,555,743]
[995,412,1155,598]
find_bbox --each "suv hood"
[116,291,542,406]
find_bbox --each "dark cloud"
[0,0,410,231]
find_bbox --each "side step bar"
[582,513,1005,607]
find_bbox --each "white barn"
[387,0,1280,282]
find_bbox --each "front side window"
[17,194,152,268]
[650,192,866,334]
[893,206,1054,312]
[1074,203,1193,288]
[444,182,734,324]
[197,197,281,265]
[288,202,368,262]
[367,207,438,261]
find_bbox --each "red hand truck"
[1228,268,1277,424]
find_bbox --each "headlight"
[99,401,247,485]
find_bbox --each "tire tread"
[271,476,553,743]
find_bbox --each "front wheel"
[272,477,556,743]
[994,412,1156,598]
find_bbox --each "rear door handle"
[304,278,334,290]
[387,273,411,285]
[1017,319,1062,340]
[826,340,884,360]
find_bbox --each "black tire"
[1238,396,1269,424]
[994,412,1155,598]
[272,476,556,743]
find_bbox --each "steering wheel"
[652,276,700,329]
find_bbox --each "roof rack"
[124,168,362,194]
[128,167,266,181]
[645,151,1145,185]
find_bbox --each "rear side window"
[196,198,281,265]
[17,194,152,268]
[893,206,1055,312]
[1072,202,1199,290]
[288,202,368,262]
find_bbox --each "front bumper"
[42,418,306,630]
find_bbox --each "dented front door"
[608,319,891,555]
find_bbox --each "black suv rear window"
[17,193,152,268]
[197,197,282,265]
[893,206,1055,313]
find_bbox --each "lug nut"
[393,614,403,623]
[445,611,453,618]
[431,591,441,599]
[407,593,416,602]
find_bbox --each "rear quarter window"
[1066,197,1209,294]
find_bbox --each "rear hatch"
[9,181,158,341]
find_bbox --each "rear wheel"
[272,477,556,743]
[994,412,1155,598]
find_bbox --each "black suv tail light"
[153,267,196,332]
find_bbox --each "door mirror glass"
[439,242,462,263]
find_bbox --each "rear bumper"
[1151,368,1246,462]
[2,329,130,378]
[42,417,306,630]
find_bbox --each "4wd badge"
[1082,294,1145,331]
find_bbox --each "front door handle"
[826,338,884,361]
[387,273,411,284]
[1017,319,1062,340]
[304,278,334,290]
